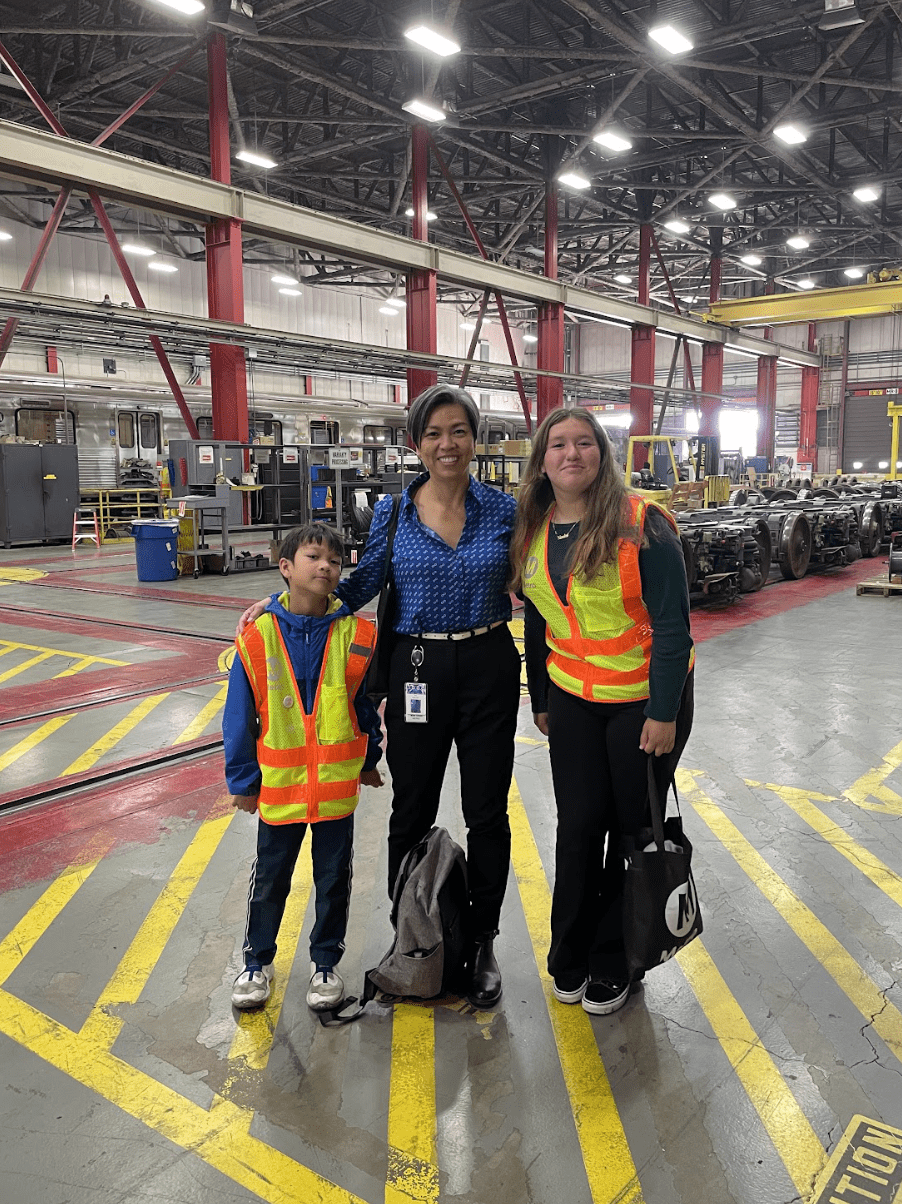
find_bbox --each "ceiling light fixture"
[122,243,155,256]
[271,274,298,286]
[774,123,807,145]
[819,0,865,31]
[379,305,399,315]
[386,297,406,308]
[844,266,865,278]
[853,185,880,202]
[614,273,632,284]
[0,231,13,242]
[557,170,591,190]
[786,234,810,249]
[797,278,816,289]
[403,25,460,56]
[460,322,477,332]
[148,261,178,272]
[278,288,302,296]
[149,0,205,14]
[593,130,633,152]
[663,218,690,234]
[648,24,694,53]
[236,148,277,169]
[709,192,736,210]
[740,254,763,266]
[401,98,446,124]
[522,333,538,343]
[404,207,437,220]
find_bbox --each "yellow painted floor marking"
[509,776,643,1204]
[173,681,228,745]
[0,650,55,683]
[0,989,368,1204]
[60,691,169,776]
[217,645,235,673]
[678,940,826,1197]
[748,780,902,911]
[385,1004,439,1204]
[227,840,314,1074]
[53,656,100,679]
[679,771,902,1064]
[0,639,127,668]
[0,834,116,987]
[81,810,234,1047]
[842,737,902,815]
[0,566,46,585]
[0,713,76,774]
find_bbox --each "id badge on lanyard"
[404,643,427,723]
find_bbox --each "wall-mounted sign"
[384,448,401,468]
[198,445,215,465]
[282,447,299,465]
[328,447,363,468]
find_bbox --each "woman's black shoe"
[466,938,502,1008]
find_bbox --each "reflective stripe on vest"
[235,609,376,824]
[522,496,692,702]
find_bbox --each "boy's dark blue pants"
[242,813,354,969]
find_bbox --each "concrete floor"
[1,538,901,1204]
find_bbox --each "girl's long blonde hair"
[509,408,638,591]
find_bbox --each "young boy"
[224,523,383,1011]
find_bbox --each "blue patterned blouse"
[336,472,516,634]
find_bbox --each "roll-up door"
[842,394,893,472]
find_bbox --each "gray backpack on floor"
[320,826,469,1025]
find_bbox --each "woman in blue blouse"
[241,386,519,1008]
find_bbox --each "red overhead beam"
[405,125,438,403]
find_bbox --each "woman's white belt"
[417,620,506,641]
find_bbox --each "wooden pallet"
[857,577,902,596]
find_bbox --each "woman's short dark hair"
[279,523,344,564]
[407,384,480,447]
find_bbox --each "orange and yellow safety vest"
[522,495,693,704]
[235,603,376,825]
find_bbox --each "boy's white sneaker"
[231,962,274,1009]
[306,962,344,1010]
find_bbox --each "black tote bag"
[366,496,401,704]
[621,757,703,981]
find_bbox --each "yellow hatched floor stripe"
[227,840,314,1074]
[748,779,902,911]
[385,1004,439,1204]
[173,681,228,746]
[509,775,643,1204]
[80,807,234,1046]
[0,650,55,684]
[677,941,826,1197]
[0,713,76,774]
[54,656,101,679]
[60,691,170,776]
[0,639,127,667]
[678,770,902,1064]
[842,737,902,815]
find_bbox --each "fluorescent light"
[664,218,691,234]
[709,192,736,210]
[379,306,399,315]
[797,278,815,289]
[279,288,302,296]
[271,274,298,286]
[786,234,810,249]
[593,130,633,152]
[595,412,633,429]
[386,297,406,308]
[122,243,155,256]
[648,24,693,53]
[460,322,477,332]
[853,185,880,202]
[522,333,538,343]
[405,207,437,220]
[741,254,762,266]
[402,98,446,124]
[0,231,12,242]
[150,0,205,13]
[878,460,889,469]
[558,170,591,190]
[774,123,807,145]
[852,461,863,470]
[148,261,178,273]
[614,273,632,284]
[236,149,277,169]
[844,266,865,278]
[404,25,460,56]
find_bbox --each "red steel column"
[630,223,655,464]
[799,322,819,471]
[700,243,723,437]
[206,31,249,442]
[537,182,564,425]
[405,124,438,403]
[756,279,777,463]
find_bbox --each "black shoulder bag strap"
[381,495,402,590]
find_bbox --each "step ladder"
[72,506,100,548]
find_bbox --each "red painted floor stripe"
[0,752,229,891]
[691,555,886,642]
[0,607,228,652]
[33,575,277,608]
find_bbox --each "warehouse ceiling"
[0,0,901,312]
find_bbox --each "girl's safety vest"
[235,610,376,825]
[522,495,693,704]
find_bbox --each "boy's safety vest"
[235,611,376,825]
[522,495,693,704]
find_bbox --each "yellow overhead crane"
[889,399,902,482]
[706,277,902,327]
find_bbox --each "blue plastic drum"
[132,520,180,582]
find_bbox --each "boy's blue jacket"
[223,593,383,798]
